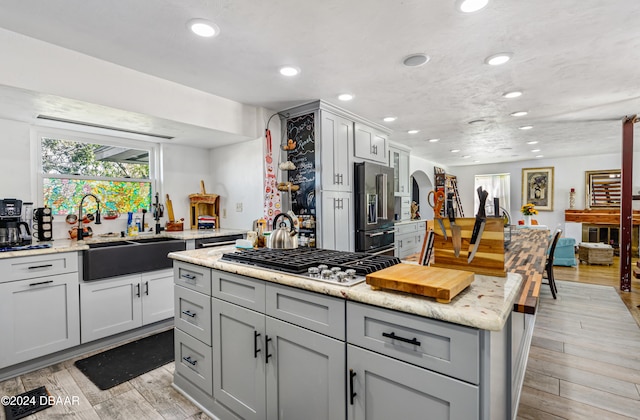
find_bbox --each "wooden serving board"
[366,263,475,303]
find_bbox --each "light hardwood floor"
[2,255,639,419]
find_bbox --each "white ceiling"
[0,0,639,165]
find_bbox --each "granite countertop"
[169,247,523,332]
[0,228,247,259]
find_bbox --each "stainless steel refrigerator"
[354,161,395,255]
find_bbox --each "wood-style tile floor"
[2,255,640,419]
[0,331,210,420]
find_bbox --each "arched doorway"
[411,170,433,221]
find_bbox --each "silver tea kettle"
[270,213,298,249]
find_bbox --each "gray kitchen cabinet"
[212,298,266,420]
[395,220,426,259]
[80,268,173,343]
[321,110,353,192]
[321,190,353,252]
[211,273,345,419]
[347,345,478,420]
[389,143,410,197]
[354,123,388,164]
[0,269,80,369]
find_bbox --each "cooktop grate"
[221,248,401,276]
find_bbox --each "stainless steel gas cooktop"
[220,248,401,287]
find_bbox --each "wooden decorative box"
[578,242,613,265]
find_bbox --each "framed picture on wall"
[522,167,554,211]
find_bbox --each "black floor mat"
[3,386,52,420]
[74,329,174,390]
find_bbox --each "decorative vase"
[569,188,576,209]
[524,215,531,226]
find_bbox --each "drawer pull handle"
[254,331,261,358]
[382,332,421,346]
[29,280,54,287]
[265,335,273,363]
[181,310,196,318]
[349,369,357,405]
[28,264,53,270]
[181,273,197,280]
[183,356,197,366]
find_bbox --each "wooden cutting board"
[366,263,475,303]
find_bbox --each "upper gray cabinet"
[354,123,388,164]
[389,143,410,197]
[321,110,353,192]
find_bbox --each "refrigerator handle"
[377,173,388,220]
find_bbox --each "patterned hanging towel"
[263,128,281,229]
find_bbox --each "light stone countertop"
[394,219,425,225]
[0,228,246,259]
[169,247,523,332]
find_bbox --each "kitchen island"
[169,247,529,420]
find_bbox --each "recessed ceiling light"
[338,93,354,101]
[450,149,460,153]
[279,66,301,77]
[383,116,397,122]
[407,130,420,134]
[531,149,541,152]
[485,53,512,66]
[474,160,480,163]
[519,125,533,130]
[188,19,219,37]
[428,138,440,142]
[403,53,431,67]
[536,155,544,158]
[462,155,471,159]
[457,0,489,13]
[510,111,528,117]
[468,119,486,125]
[502,91,522,99]
[526,140,538,145]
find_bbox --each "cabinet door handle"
[265,335,273,363]
[334,173,339,185]
[181,310,196,318]
[28,280,53,287]
[28,264,53,270]
[349,369,357,405]
[135,283,141,298]
[382,331,421,346]
[181,273,196,281]
[145,281,149,295]
[339,174,344,185]
[254,331,261,358]
[182,356,197,366]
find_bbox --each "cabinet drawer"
[175,285,212,345]
[212,269,265,312]
[174,262,211,295]
[266,283,345,340]
[175,328,213,396]
[0,252,78,283]
[396,222,419,235]
[347,302,480,384]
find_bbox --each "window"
[36,129,157,215]
[474,173,511,217]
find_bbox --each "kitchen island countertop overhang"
[169,246,524,331]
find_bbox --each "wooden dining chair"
[544,229,562,299]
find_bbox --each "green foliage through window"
[41,136,152,215]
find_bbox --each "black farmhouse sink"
[83,238,186,281]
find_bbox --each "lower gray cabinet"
[347,345,478,420]
[212,297,345,420]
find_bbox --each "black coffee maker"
[0,199,32,247]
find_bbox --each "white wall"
[0,119,31,197]
[449,153,640,230]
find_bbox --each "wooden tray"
[366,263,475,303]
